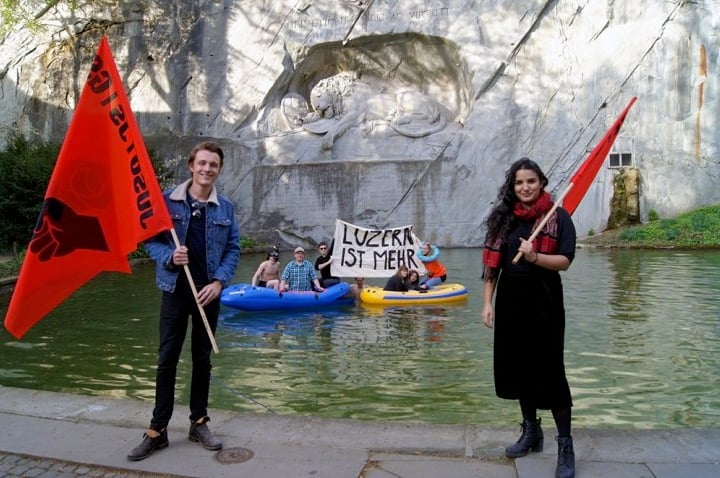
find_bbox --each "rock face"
[1,0,719,247]
[608,168,641,230]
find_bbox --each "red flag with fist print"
[3,36,172,339]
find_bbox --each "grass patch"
[616,204,720,247]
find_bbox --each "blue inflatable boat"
[220,282,354,311]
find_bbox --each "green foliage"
[0,0,46,36]
[129,244,150,261]
[0,134,59,252]
[1,1,83,35]
[240,237,265,249]
[648,209,660,221]
[618,204,720,247]
[0,249,24,276]
[149,149,182,190]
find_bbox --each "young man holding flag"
[0,35,239,463]
[128,141,240,461]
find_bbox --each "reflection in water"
[564,249,720,428]
[1,249,719,428]
[608,249,647,321]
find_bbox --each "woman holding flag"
[481,158,577,478]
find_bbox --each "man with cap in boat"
[279,246,325,292]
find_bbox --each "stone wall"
[1,0,719,247]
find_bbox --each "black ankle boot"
[127,429,168,461]
[556,435,575,478]
[505,418,543,458]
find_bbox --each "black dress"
[492,208,576,410]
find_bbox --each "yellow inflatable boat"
[360,283,468,305]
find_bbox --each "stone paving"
[0,451,178,478]
[1,387,719,478]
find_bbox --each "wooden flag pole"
[511,183,574,264]
[170,228,220,354]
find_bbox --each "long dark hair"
[483,157,548,244]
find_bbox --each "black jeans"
[150,289,220,431]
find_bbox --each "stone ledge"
[0,276,16,295]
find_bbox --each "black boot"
[505,418,543,457]
[127,429,168,461]
[189,416,223,451]
[556,435,575,478]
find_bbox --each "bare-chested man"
[252,250,281,289]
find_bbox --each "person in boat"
[348,276,365,300]
[251,249,281,289]
[481,157,577,478]
[279,246,325,292]
[314,240,340,287]
[417,241,447,290]
[406,269,422,290]
[128,141,240,462]
[383,265,409,291]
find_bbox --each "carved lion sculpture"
[288,73,449,150]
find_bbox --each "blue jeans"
[150,288,220,431]
[419,274,447,289]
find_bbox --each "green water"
[1,248,719,428]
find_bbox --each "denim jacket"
[145,179,241,293]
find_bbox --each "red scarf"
[483,191,558,270]
[512,190,553,222]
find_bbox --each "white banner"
[330,220,427,278]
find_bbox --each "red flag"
[3,36,172,339]
[562,97,638,215]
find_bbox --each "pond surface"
[1,248,719,429]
